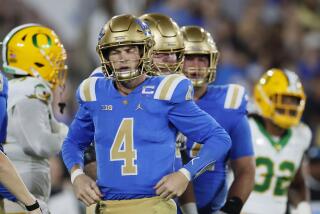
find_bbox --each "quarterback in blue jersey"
[62,14,231,214]
[177,26,255,214]
[0,72,42,214]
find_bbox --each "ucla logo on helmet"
[135,19,152,37]
[98,27,105,41]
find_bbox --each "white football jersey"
[242,117,311,214]
[4,76,67,202]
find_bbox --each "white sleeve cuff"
[297,201,311,214]
[179,168,191,181]
[70,168,84,184]
[180,202,198,214]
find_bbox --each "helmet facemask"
[96,15,154,82]
[98,44,151,81]
[151,49,184,76]
[270,93,305,129]
[180,26,219,87]
[254,69,306,129]
[183,52,218,87]
[139,13,185,76]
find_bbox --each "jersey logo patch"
[101,105,113,111]
[135,103,143,111]
[28,83,51,104]
[142,85,155,95]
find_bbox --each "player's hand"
[212,211,227,214]
[72,174,102,206]
[37,199,49,214]
[29,207,43,214]
[154,171,189,200]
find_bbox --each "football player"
[83,13,189,213]
[177,26,255,214]
[242,68,312,214]
[62,14,231,214]
[1,24,68,213]
[140,13,184,76]
[0,70,42,214]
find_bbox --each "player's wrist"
[178,168,191,181]
[180,202,198,214]
[296,201,311,214]
[71,168,84,184]
[220,196,243,214]
[24,200,40,211]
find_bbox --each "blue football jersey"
[0,72,8,147]
[62,74,231,200]
[89,67,105,78]
[184,84,254,210]
[0,72,17,201]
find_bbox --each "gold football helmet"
[96,14,154,81]
[140,13,184,75]
[2,24,67,89]
[181,26,219,87]
[254,68,306,129]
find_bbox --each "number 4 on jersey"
[110,118,138,175]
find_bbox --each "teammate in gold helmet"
[177,26,255,214]
[140,13,185,75]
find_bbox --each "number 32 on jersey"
[254,156,295,196]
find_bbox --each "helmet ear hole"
[21,35,27,41]
[34,62,44,68]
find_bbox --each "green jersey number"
[254,157,295,196]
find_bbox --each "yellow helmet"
[2,23,67,89]
[96,14,154,81]
[181,26,219,87]
[140,13,184,75]
[254,68,306,129]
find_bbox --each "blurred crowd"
[0,0,319,213]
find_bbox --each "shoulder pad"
[22,77,52,103]
[78,77,99,102]
[90,67,105,78]
[297,122,312,149]
[224,84,247,109]
[154,74,193,103]
[0,73,4,93]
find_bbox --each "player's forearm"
[288,182,310,206]
[183,128,231,179]
[228,157,255,202]
[61,138,86,171]
[288,161,310,206]
[0,153,36,205]
[178,182,196,205]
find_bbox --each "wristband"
[220,197,243,214]
[71,168,84,184]
[297,201,311,214]
[25,200,40,211]
[179,168,191,181]
[180,202,198,214]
